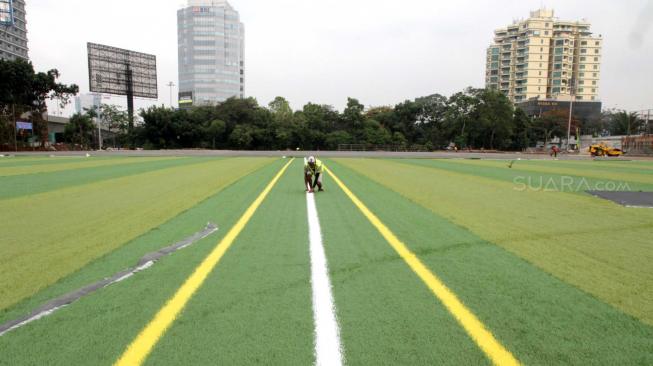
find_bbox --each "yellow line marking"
[114,159,294,366]
[326,166,520,366]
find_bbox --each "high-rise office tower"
[0,0,28,61]
[485,9,602,103]
[177,0,245,107]
[74,93,102,115]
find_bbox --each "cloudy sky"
[26,0,653,115]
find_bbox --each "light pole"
[566,78,575,151]
[167,82,175,108]
[97,108,102,150]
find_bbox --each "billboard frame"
[87,42,158,129]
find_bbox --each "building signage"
[16,121,32,130]
[178,91,193,105]
[537,101,560,107]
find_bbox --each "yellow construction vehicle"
[589,143,624,157]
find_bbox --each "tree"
[468,89,514,149]
[414,94,448,147]
[609,110,643,136]
[392,131,407,146]
[205,119,226,149]
[64,112,95,149]
[533,109,577,147]
[138,106,179,149]
[0,59,78,147]
[267,97,296,149]
[98,104,129,147]
[360,119,392,145]
[301,103,339,132]
[229,124,254,149]
[325,130,352,150]
[387,100,422,144]
[342,97,365,134]
[511,108,534,150]
[445,90,478,148]
[268,96,293,121]
[583,109,611,137]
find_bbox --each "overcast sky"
[26,0,653,116]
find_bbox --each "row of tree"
[123,89,645,151]
[126,89,529,150]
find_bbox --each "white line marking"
[306,192,344,366]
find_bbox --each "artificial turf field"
[0,155,652,365]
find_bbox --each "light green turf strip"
[0,156,177,177]
[0,160,287,366]
[524,159,653,175]
[448,158,653,185]
[315,171,489,365]
[144,159,316,365]
[395,159,653,194]
[0,157,214,200]
[325,159,653,365]
[0,156,117,168]
[334,158,653,326]
[0,157,275,311]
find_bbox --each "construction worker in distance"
[304,156,324,193]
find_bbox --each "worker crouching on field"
[304,156,324,193]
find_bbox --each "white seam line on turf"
[306,192,344,366]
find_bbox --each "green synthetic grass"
[443,158,653,185]
[0,157,274,311]
[397,158,653,193]
[0,156,115,168]
[0,157,209,200]
[0,160,287,366]
[525,159,653,175]
[0,156,177,176]
[145,159,315,365]
[1,156,652,365]
[334,158,653,326]
[324,159,653,365]
[315,175,489,365]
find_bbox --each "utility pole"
[566,79,575,151]
[97,107,102,150]
[167,82,175,108]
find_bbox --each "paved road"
[3,150,653,160]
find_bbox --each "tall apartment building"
[0,0,28,61]
[177,0,245,107]
[485,9,602,103]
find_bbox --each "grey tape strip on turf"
[0,223,218,337]
[587,191,653,208]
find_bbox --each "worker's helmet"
[308,156,316,164]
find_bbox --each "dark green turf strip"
[0,160,286,366]
[0,157,210,200]
[315,175,489,365]
[145,159,315,365]
[396,158,653,193]
[324,159,653,365]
